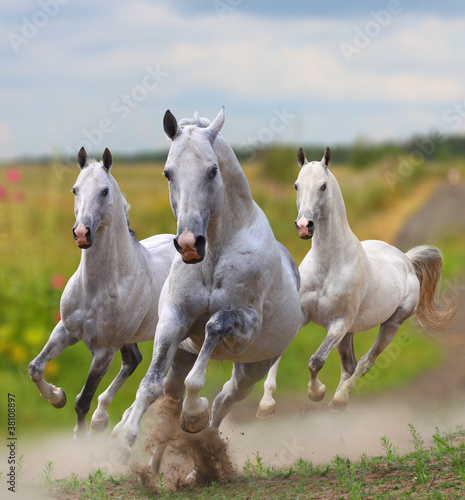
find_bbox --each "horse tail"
[406,245,456,333]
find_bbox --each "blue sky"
[1,0,465,161]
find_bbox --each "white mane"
[179,111,211,129]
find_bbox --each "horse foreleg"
[212,358,278,428]
[74,347,116,439]
[148,348,197,476]
[308,321,348,402]
[90,344,143,433]
[256,354,282,419]
[29,321,77,408]
[336,332,357,392]
[181,307,260,434]
[331,306,413,409]
[110,308,191,463]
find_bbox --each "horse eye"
[208,167,218,180]
[101,187,109,197]
[320,183,327,191]
[163,170,171,181]
[294,183,298,191]
[71,187,76,195]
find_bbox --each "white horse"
[29,148,176,437]
[258,147,455,413]
[111,108,301,466]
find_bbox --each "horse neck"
[80,196,137,289]
[311,171,359,263]
[206,137,256,247]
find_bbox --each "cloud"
[1,2,465,159]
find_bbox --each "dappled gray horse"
[111,108,301,464]
[29,148,176,438]
[259,147,456,414]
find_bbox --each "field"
[1,147,465,498]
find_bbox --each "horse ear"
[322,147,331,167]
[297,147,307,168]
[163,110,181,140]
[102,148,112,171]
[77,147,87,169]
[205,106,225,142]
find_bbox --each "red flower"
[51,274,67,290]
[6,168,21,184]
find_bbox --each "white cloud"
[1,2,465,159]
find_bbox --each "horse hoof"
[90,413,109,433]
[50,388,67,409]
[180,408,210,434]
[256,403,276,420]
[329,398,349,412]
[109,443,132,466]
[307,386,326,402]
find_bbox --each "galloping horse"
[29,148,176,437]
[111,109,301,464]
[258,147,455,414]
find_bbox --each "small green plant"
[242,452,268,477]
[157,472,166,495]
[42,460,55,486]
[408,423,428,484]
[17,454,24,484]
[380,435,398,461]
[295,458,312,475]
[433,426,465,480]
[84,469,108,499]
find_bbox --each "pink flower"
[0,185,7,200]
[6,168,21,184]
[51,274,66,290]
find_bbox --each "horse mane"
[179,112,211,129]
[122,194,136,239]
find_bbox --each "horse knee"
[75,394,91,417]
[206,311,234,338]
[28,360,42,383]
[308,354,324,374]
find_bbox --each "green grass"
[39,425,465,499]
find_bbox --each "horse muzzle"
[295,216,314,239]
[73,222,93,249]
[174,230,206,263]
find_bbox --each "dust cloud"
[8,389,464,496]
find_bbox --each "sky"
[1,0,465,161]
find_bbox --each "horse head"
[72,147,115,248]
[294,147,332,239]
[162,108,225,263]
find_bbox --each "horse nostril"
[294,220,300,230]
[307,220,315,231]
[195,235,206,255]
[173,238,183,254]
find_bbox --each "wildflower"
[51,274,66,290]
[0,185,7,199]
[6,168,21,184]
